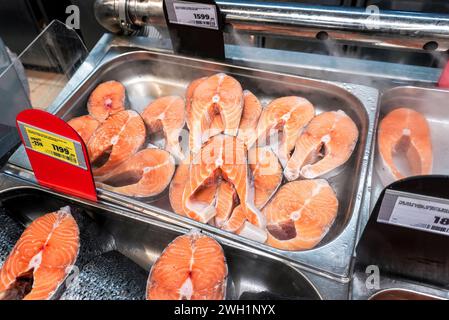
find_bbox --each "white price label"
[166,0,218,30]
[378,191,449,236]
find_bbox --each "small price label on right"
[378,190,449,236]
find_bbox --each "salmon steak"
[264,180,338,251]
[0,207,79,300]
[248,96,315,167]
[141,96,186,160]
[187,135,265,230]
[185,77,208,130]
[189,73,243,152]
[87,80,126,122]
[67,115,100,144]
[237,90,262,146]
[87,110,146,178]
[99,148,175,198]
[248,146,283,209]
[377,107,432,184]
[214,181,238,228]
[169,156,218,220]
[285,110,358,180]
[146,232,227,300]
[169,159,237,226]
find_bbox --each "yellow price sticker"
[22,125,81,167]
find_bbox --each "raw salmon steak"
[237,90,262,146]
[0,207,79,300]
[185,77,207,130]
[99,148,175,198]
[264,180,338,251]
[377,108,432,184]
[285,110,358,180]
[141,96,186,160]
[67,115,100,144]
[87,80,126,122]
[248,146,283,209]
[87,110,146,178]
[248,96,315,167]
[187,135,266,231]
[169,158,236,226]
[189,73,243,152]
[146,232,227,300]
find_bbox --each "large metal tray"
[368,86,449,213]
[8,50,379,279]
[0,173,322,300]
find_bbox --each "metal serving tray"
[368,86,449,213]
[0,173,323,300]
[8,50,379,279]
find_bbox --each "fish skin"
[60,251,147,300]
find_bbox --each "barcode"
[50,151,76,163]
[424,224,449,233]
[194,20,213,26]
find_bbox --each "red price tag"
[16,109,97,201]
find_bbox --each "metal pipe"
[94,0,449,51]
[218,0,449,51]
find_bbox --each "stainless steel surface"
[0,172,325,300]
[368,86,449,217]
[94,0,167,35]
[351,268,449,300]
[8,49,378,279]
[94,0,449,51]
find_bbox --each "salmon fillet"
[87,110,146,178]
[141,96,186,160]
[214,181,238,228]
[377,108,432,184]
[248,96,315,167]
[248,146,282,209]
[0,207,79,300]
[99,148,175,198]
[146,232,227,300]
[264,180,338,250]
[87,80,126,122]
[189,73,243,152]
[285,110,358,180]
[67,115,100,144]
[237,90,262,146]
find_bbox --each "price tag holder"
[377,190,449,236]
[163,0,225,59]
[355,175,449,287]
[166,0,218,30]
[16,109,97,202]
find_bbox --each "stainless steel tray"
[8,50,379,279]
[368,86,449,213]
[0,173,323,300]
